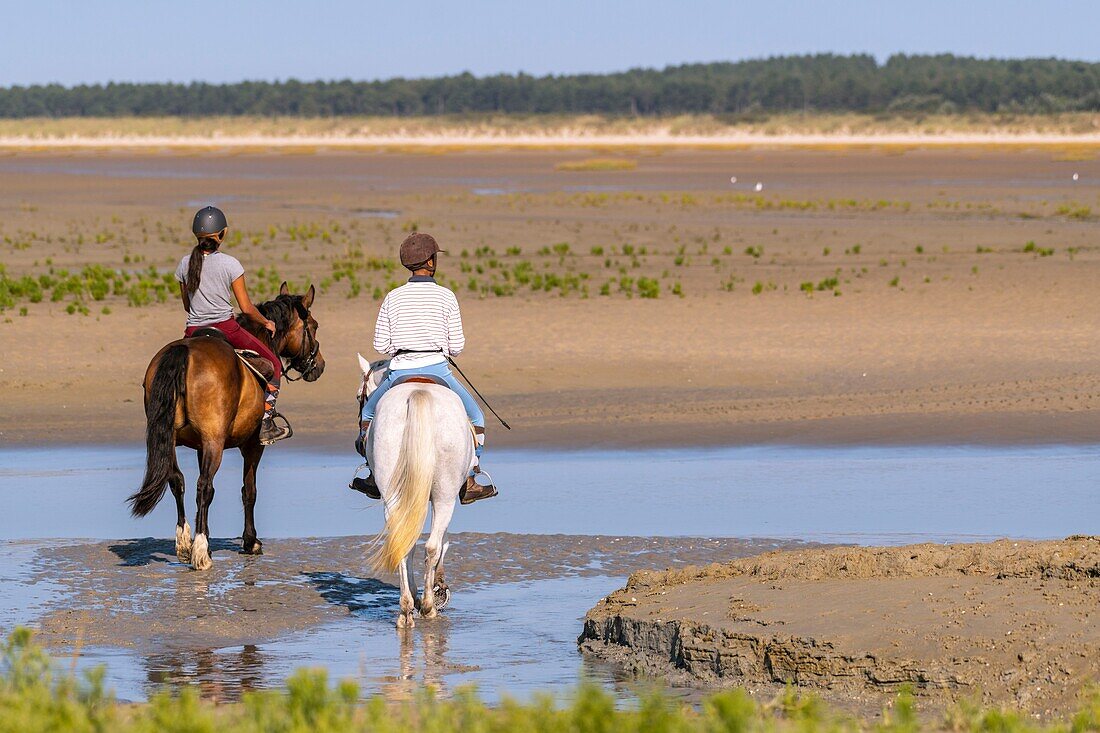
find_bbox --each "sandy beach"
[1,145,1098,448]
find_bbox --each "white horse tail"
[370,389,435,573]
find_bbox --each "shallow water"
[1,444,1096,702]
[15,553,630,704]
[1,444,1095,543]
[1,533,781,703]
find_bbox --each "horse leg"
[169,453,192,563]
[191,439,224,571]
[240,439,265,555]
[434,541,451,609]
[396,552,417,629]
[420,499,456,618]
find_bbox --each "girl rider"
[353,232,497,504]
[175,206,291,445]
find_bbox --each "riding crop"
[446,357,512,430]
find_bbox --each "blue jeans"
[361,362,485,454]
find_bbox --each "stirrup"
[259,411,293,445]
[348,463,381,499]
[460,470,498,505]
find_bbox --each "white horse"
[357,354,474,628]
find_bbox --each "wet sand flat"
[580,537,1100,718]
[1,148,1099,448]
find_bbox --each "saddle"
[391,374,449,388]
[191,328,276,384]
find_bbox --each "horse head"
[268,281,326,382]
[357,352,390,410]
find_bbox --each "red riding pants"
[185,318,282,387]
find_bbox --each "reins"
[262,299,319,382]
[282,330,319,382]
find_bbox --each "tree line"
[2,54,1099,118]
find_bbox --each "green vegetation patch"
[0,263,175,314]
[1,629,1098,732]
[555,158,638,172]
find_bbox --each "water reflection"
[380,628,460,700]
[143,645,269,703]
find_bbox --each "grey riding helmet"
[192,206,228,245]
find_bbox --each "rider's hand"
[264,319,276,336]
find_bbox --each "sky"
[3,0,1099,87]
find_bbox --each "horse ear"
[279,281,290,296]
[357,352,372,377]
[301,284,315,309]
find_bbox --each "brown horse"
[127,282,325,570]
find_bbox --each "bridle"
[281,307,320,382]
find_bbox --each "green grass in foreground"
[2,628,1099,733]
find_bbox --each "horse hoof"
[191,533,213,571]
[175,523,193,564]
[242,540,263,556]
[396,613,415,629]
[433,585,451,611]
[420,606,438,619]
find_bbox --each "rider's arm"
[445,296,465,356]
[231,276,276,336]
[178,283,191,313]
[373,296,395,355]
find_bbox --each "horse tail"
[370,389,435,573]
[128,344,188,517]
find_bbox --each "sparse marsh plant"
[1056,203,1092,220]
[1023,241,1055,256]
[554,157,638,172]
[637,277,660,299]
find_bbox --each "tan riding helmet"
[399,232,445,269]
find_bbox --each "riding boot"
[349,420,381,499]
[460,472,498,504]
[259,385,292,445]
[460,427,497,504]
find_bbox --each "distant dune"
[2,113,1100,149]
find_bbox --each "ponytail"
[184,235,221,295]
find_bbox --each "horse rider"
[175,206,291,445]
[353,232,498,504]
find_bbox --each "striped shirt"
[373,276,466,370]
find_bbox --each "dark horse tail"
[128,344,189,517]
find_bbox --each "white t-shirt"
[174,250,245,327]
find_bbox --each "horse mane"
[237,294,302,344]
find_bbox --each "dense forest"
[2,54,1099,118]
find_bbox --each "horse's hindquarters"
[368,384,474,626]
[180,338,265,445]
[371,384,474,492]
